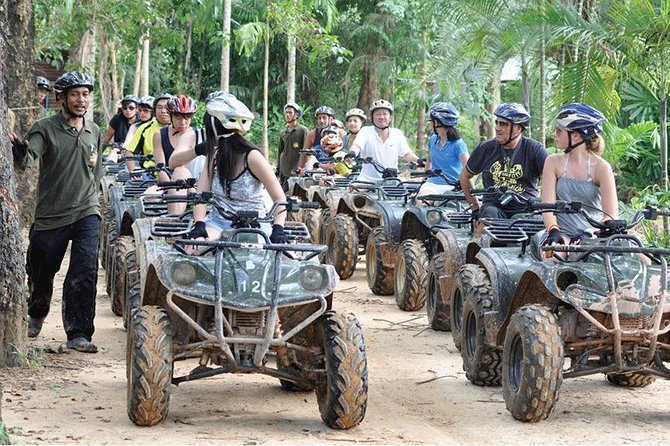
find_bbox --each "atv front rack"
[150,216,192,237]
[549,239,670,375]
[482,218,545,243]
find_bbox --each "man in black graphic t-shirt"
[460,103,547,218]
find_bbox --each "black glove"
[187,221,208,239]
[344,151,357,159]
[270,224,288,244]
[417,158,426,168]
[12,138,29,161]
[543,228,563,246]
[194,142,207,156]
[470,208,480,221]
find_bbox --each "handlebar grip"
[531,201,567,211]
[410,171,428,178]
[657,208,670,217]
[299,201,321,209]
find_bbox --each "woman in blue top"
[417,102,469,197]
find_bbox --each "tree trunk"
[6,0,38,227]
[358,56,380,110]
[539,22,547,147]
[286,34,296,103]
[79,25,97,122]
[141,37,150,97]
[262,8,270,157]
[0,3,29,370]
[520,53,531,138]
[98,33,112,122]
[110,41,120,102]
[480,72,501,140]
[416,44,427,153]
[133,47,142,96]
[184,19,193,76]
[220,0,231,91]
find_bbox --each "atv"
[385,170,470,313]
[323,157,421,280]
[126,197,368,429]
[495,204,670,422]
[427,187,542,351]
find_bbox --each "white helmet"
[205,91,254,136]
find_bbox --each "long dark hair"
[203,112,259,190]
[446,127,461,142]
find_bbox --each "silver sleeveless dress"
[555,153,602,238]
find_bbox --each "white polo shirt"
[354,125,411,183]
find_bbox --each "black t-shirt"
[466,136,547,212]
[109,114,135,143]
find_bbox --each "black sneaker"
[27,316,45,338]
[66,337,98,353]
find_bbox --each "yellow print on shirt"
[489,158,524,193]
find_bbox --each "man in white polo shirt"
[348,99,421,183]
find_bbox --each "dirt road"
[3,258,670,445]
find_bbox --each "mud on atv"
[126,198,368,429]
[383,170,470,314]
[323,157,421,280]
[427,187,542,351]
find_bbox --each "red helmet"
[168,95,197,115]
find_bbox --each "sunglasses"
[494,120,511,127]
[122,105,136,111]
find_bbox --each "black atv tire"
[502,304,564,422]
[127,306,173,426]
[366,227,394,295]
[302,208,321,244]
[605,372,656,388]
[460,266,502,386]
[394,239,428,311]
[111,236,134,317]
[315,311,368,429]
[452,264,485,351]
[326,214,358,279]
[124,248,141,330]
[318,209,332,262]
[426,252,451,331]
[104,219,118,296]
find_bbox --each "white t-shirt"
[354,125,411,183]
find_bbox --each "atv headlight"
[300,265,325,291]
[426,209,442,226]
[172,261,198,286]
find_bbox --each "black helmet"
[54,71,94,94]
[121,95,140,105]
[36,76,51,92]
[315,106,335,117]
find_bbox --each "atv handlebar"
[157,178,197,191]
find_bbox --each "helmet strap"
[501,124,522,146]
[564,132,585,153]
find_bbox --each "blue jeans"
[27,214,101,341]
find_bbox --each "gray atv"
[495,205,670,422]
[324,157,421,280]
[126,197,368,429]
[389,170,470,313]
[427,187,542,351]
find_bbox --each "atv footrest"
[445,212,472,226]
[284,221,311,242]
[151,217,191,237]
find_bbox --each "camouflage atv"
[324,157,421,280]
[494,205,670,422]
[126,198,368,429]
[386,170,470,313]
[426,187,542,350]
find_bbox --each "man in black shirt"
[460,103,547,219]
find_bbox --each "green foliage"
[629,186,670,248]
[606,121,661,200]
